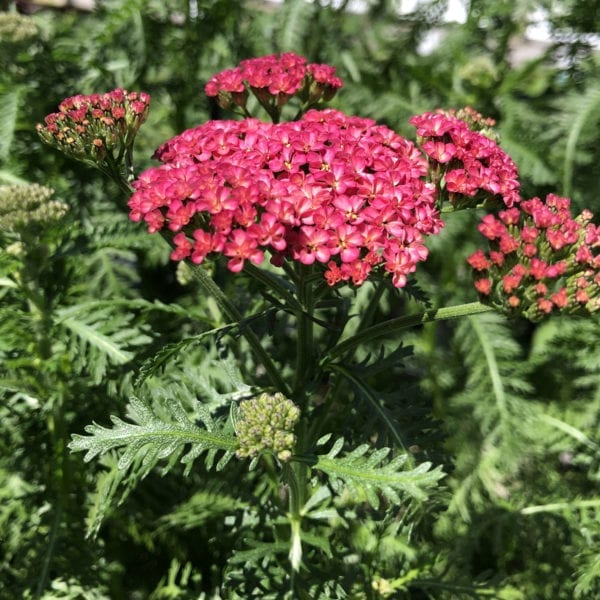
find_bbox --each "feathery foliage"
[1,0,599,597]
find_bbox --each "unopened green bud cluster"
[0,12,37,44]
[0,13,39,75]
[0,184,68,232]
[236,392,300,462]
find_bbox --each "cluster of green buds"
[0,12,38,75]
[235,392,300,462]
[36,89,150,185]
[0,184,68,234]
[0,12,38,44]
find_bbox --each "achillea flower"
[0,184,68,232]
[410,107,520,210]
[128,109,444,288]
[37,89,150,169]
[235,392,300,462]
[205,53,343,120]
[468,194,600,320]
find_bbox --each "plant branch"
[322,301,494,364]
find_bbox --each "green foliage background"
[1,0,599,598]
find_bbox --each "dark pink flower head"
[468,194,600,320]
[129,109,444,288]
[409,108,520,210]
[37,88,150,164]
[204,53,343,119]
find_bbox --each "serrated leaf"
[309,440,444,509]
[56,302,151,383]
[69,395,238,482]
[0,88,20,161]
[134,322,237,388]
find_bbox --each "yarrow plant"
[0,184,68,233]
[411,107,520,210]
[36,88,150,189]
[128,110,442,287]
[204,52,343,122]
[468,194,600,320]
[33,52,600,596]
[234,392,300,462]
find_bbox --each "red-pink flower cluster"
[37,88,150,163]
[128,109,443,287]
[204,53,343,120]
[468,194,600,320]
[410,108,520,210]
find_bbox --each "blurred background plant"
[1,0,599,598]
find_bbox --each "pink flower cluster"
[468,194,600,320]
[128,109,443,287]
[204,53,343,119]
[410,108,520,210]
[37,88,150,163]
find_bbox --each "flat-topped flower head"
[128,109,443,288]
[37,89,150,168]
[468,194,600,320]
[410,107,520,210]
[204,53,343,122]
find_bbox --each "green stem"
[292,265,314,401]
[22,252,69,598]
[469,314,509,425]
[322,301,494,364]
[282,460,306,573]
[101,153,134,196]
[520,499,600,515]
[190,264,291,396]
[35,500,62,599]
[355,280,387,334]
[243,263,303,313]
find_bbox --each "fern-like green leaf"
[0,86,20,161]
[309,438,444,509]
[69,395,238,476]
[71,393,239,536]
[559,84,600,197]
[134,322,237,388]
[56,302,152,384]
[276,0,315,52]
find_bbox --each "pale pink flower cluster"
[468,194,600,319]
[128,109,443,287]
[410,109,520,209]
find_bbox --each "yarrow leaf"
[56,302,152,384]
[69,395,238,479]
[308,439,444,508]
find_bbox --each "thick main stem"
[292,265,314,402]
